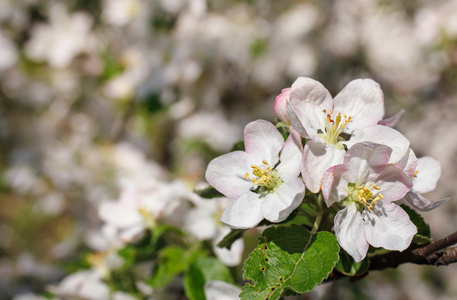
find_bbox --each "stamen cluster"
[352,183,384,211]
[322,109,353,146]
[245,160,282,191]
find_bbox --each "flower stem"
[311,192,325,234]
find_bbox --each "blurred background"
[1,0,457,299]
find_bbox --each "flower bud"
[274,87,291,125]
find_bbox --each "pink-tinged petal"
[378,109,405,127]
[287,100,310,138]
[276,130,303,181]
[363,202,416,252]
[302,140,346,193]
[334,203,369,263]
[342,142,392,184]
[404,191,450,211]
[347,125,410,163]
[373,165,413,203]
[205,151,253,199]
[220,192,264,229]
[395,148,418,178]
[260,178,305,223]
[333,79,385,132]
[274,87,292,125]
[413,156,442,194]
[244,120,283,166]
[287,77,333,140]
[322,165,349,207]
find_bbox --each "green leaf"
[412,234,433,244]
[216,229,245,249]
[401,204,432,244]
[230,140,245,152]
[148,246,203,288]
[148,247,188,288]
[194,186,224,199]
[117,245,137,269]
[184,256,234,300]
[335,249,369,276]
[241,225,339,300]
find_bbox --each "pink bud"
[274,87,291,125]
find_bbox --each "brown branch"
[325,231,457,283]
[424,247,457,266]
[413,231,457,257]
[111,97,136,142]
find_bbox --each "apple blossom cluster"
[206,77,449,262]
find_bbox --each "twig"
[413,231,457,257]
[325,230,457,283]
[111,97,136,142]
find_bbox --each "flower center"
[138,207,157,228]
[244,160,283,192]
[318,109,352,149]
[86,251,110,277]
[347,183,384,211]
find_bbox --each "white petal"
[395,148,418,178]
[362,202,416,252]
[287,99,310,138]
[213,227,244,266]
[204,280,241,300]
[334,204,369,263]
[98,201,143,229]
[260,178,305,223]
[347,125,410,163]
[244,120,283,166]
[374,165,413,203]
[213,237,244,267]
[333,79,385,132]
[413,156,442,194]
[302,141,345,193]
[342,142,392,184]
[287,77,333,139]
[404,191,450,211]
[220,192,263,229]
[185,206,218,240]
[322,165,349,207]
[276,130,303,181]
[378,109,405,127]
[205,151,253,199]
[119,223,146,243]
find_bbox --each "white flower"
[102,0,143,26]
[287,77,410,193]
[25,3,96,68]
[98,176,189,243]
[185,197,244,266]
[322,142,417,262]
[49,270,110,300]
[205,120,305,229]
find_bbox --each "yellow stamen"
[352,183,383,211]
[244,160,283,191]
[321,109,353,146]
